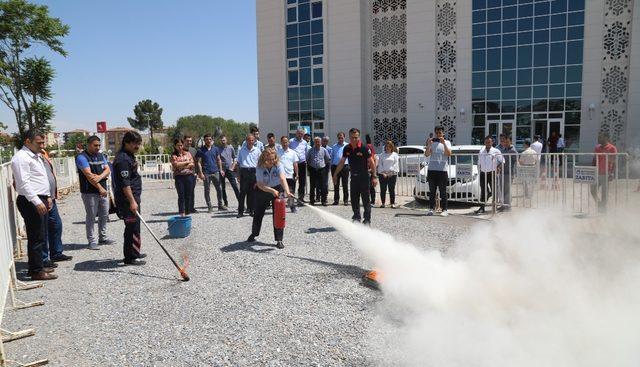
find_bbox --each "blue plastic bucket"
[167,216,192,238]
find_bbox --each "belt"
[18,194,50,199]
[240,167,256,171]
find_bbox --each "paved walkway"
[5,183,477,366]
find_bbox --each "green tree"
[127,99,163,152]
[63,132,86,151]
[22,57,55,130]
[0,0,69,136]
[174,115,256,147]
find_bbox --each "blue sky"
[1,0,258,133]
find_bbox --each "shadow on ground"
[286,255,368,278]
[73,259,177,281]
[304,227,336,234]
[220,241,276,253]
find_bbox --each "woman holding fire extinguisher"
[247,148,294,249]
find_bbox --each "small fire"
[362,269,383,289]
[179,254,190,281]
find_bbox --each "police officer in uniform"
[332,128,377,225]
[113,131,146,265]
[247,148,293,249]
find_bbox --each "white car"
[414,145,485,202]
[397,145,427,176]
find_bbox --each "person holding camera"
[424,126,452,216]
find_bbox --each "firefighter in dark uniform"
[113,131,146,265]
[332,128,377,225]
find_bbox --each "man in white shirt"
[277,136,299,212]
[289,128,309,203]
[476,135,504,214]
[11,130,57,280]
[531,135,543,155]
[330,132,349,205]
[519,139,538,199]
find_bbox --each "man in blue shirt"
[236,134,261,218]
[218,134,240,208]
[76,135,113,250]
[306,137,331,205]
[196,134,225,212]
[330,132,349,205]
[241,126,264,151]
[289,128,309,203]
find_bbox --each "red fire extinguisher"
[273,194,286,230]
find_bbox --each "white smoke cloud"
[309,206,640,367]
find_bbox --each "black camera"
[432,138,440,143]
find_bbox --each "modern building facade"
[257,0,639,152]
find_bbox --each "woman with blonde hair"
[247,148,294,249]
[376,140,400,208]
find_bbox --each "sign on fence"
[144,159,158,170]
[517,165,538,180]
[456,164,473,180]
[573,166,597,184]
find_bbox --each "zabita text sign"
[573,166,597,184]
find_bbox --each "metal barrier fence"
[0,157,78,366]
[392,152,630,215]
[115,152,633,216]
[52,157,80,194]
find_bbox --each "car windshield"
[450,151,477,165]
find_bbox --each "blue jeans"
[43,200,64,261]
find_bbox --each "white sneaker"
[440,210,449,217]
[426,210,434,216]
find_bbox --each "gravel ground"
[4,182,476,366]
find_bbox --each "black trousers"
[252,185,284,241]
[297,162,307,200]
[378,174,397,205]
[175,174,195,214]
[238,168,256,215]
[187,174,196,213]
[308,166,328,203]
[331,165,349,203]
[427,170,448,211]
[220,168,240,206]
[17,195,47,273]
[369,174,376,205]
[479,171,495,209]
[118,200,142,261]
[350,175,371,221]
[286,178,297,209]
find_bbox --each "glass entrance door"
[534,119,563,142]
[487,121,514,145]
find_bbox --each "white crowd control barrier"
[0,158,78,366]
[506,152,631,215]
[388,151,631,215]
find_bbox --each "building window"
[285,0,325,137]
[471,0,585,151]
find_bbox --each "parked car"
[397,145,426,176]
[413,145,484,202]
